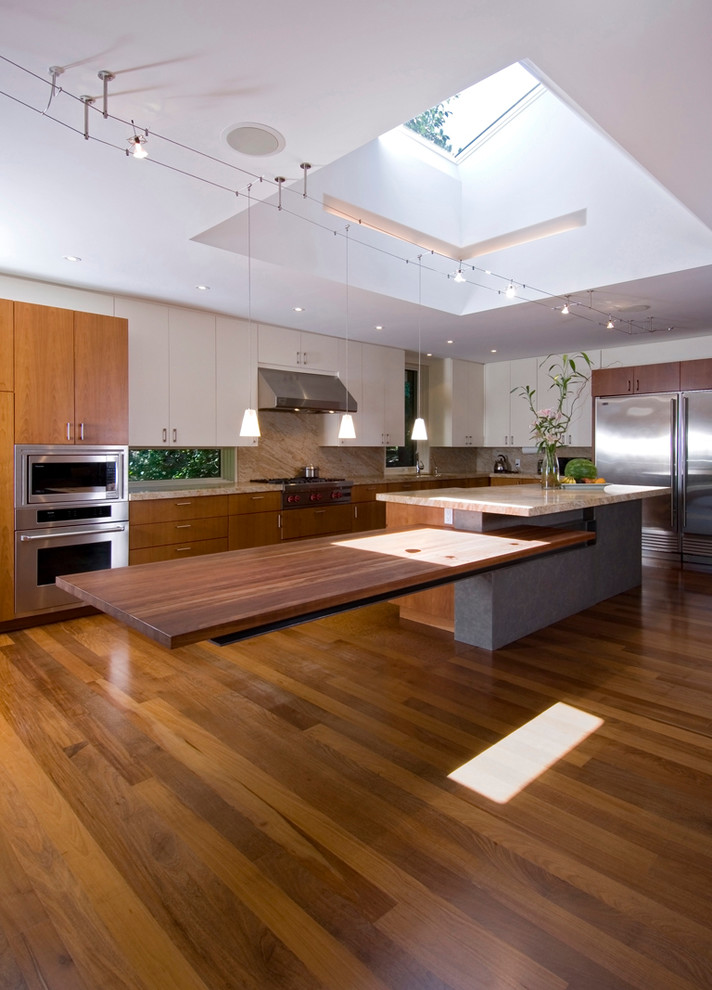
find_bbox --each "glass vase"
[540,444,562,489]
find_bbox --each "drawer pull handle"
[174,501,192,506]
[175,524,192,529]
[175,546,193,552]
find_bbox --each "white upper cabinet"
[216,317,258,447]
[258,325,339,373]
[428,358,484,447]
[124,300,217,447]
[320,339,363,447]
[358,343,405,447]
[168,309,217,447]
[484,358,538,446]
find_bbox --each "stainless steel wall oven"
[14,445,129,617]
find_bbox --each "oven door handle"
[20,524,127,541]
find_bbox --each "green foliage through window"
[129,448,221,482]
[404,98,458,152]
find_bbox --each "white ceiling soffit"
[322,195,587,262]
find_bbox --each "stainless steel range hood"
[258,368,357,414]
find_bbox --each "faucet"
[415,457,424,475]
[432,459,439,477]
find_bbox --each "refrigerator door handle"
[670,396,677,530]
[679,395,687,529]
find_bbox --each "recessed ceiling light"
[63,255,81,262]
[374,325,383,330]
[196,284,210,291]
[426,352,432,357]
[491,348,497,353]
[447,339,454,344]
[293,306,305,312]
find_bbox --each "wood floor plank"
[1,561,712,988]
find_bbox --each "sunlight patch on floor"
[448,702,603,803]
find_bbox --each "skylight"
[404,62,543,162]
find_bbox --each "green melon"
[563,458,598,480]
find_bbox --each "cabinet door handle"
[296,350,301,365]
[172,428,177,442]
[79,422,85,440]
[162,428,168,442]
[66,422,72,441]
[302,351,308,365]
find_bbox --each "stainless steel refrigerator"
[594,391,712,567]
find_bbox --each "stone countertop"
[376,483,670,517]
[128,472,493,500]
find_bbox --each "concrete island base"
[378,484,662,650]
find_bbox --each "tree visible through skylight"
[404,62,542,160]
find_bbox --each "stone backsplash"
[235,411,592,482]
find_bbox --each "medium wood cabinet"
[591,361,680,397]
[0,391,14,620]
[14,302,128,444]
[680,358,712,391]
[281,503,354,541]
[0,298,13,392]
[129,495,229,565]
[228,491,282,549]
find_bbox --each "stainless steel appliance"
[594,392,712,567]
[250,476,352,509]
[14,445,129,616]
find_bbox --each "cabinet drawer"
[130,538,228,565]
[228,491,282,514]
[281,504,353,541]
[130,516,228,550]
[351,484,387,503]
[130,495,228,525]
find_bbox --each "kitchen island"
[377,483,668,648]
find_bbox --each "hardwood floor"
[1,562,711,989]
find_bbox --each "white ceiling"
[3,0,712,363]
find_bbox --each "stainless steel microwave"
[15,445,128,507]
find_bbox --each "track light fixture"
[606,317,615,329]
[453,261,466,283]
[128,134,148,159]
[561,296,570,315]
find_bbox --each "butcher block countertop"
[377,483,669,517]
[57,524,594,649]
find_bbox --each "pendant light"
[240,184,260,438]
[411,254,427,442]
[338,224,356,440]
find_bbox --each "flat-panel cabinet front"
[258,325,339,372]
[14,302,128,445]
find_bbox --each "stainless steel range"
[250,476,353,509]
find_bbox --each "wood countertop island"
[56,523,593,649]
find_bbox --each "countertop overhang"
[377,483,670,517]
